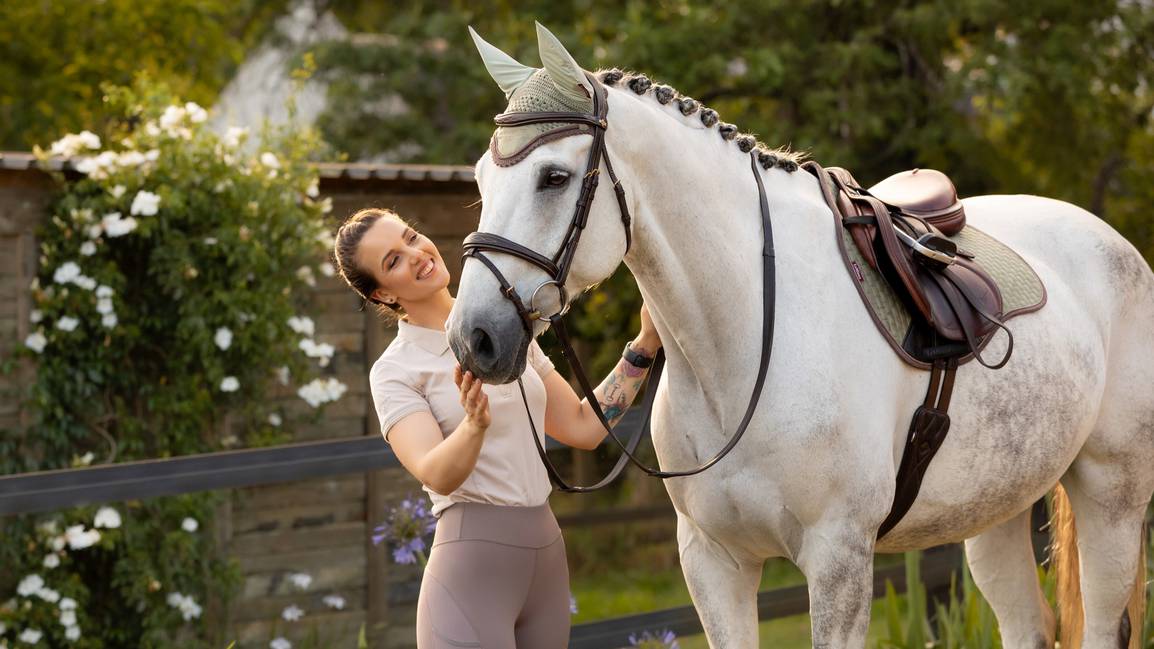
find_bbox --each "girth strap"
[877,359,958,539]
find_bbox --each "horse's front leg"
[677,512,763,648]
[797,521,877,649]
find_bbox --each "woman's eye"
[409,233,418,243]
[542,169,570,188]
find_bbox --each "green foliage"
[0,0,288,151]
[0,77,340,647]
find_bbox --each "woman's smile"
[416,258,435,280]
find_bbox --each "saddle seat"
[817,164,1010,366]
[868,169,966,236]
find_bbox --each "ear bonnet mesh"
[492,69,594,162]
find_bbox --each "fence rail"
[1,415,971,649]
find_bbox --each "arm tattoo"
[593,359,650,427]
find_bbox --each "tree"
[0,0,287,151]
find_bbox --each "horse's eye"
[541,169,570,188]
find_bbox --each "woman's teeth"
[417,260,434,279]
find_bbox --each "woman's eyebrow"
[380,228,413,270]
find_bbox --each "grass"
[570,556,903,648]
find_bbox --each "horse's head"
[448,23,632,383]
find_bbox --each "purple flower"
[375,494,436,567]
[628,629,679,649]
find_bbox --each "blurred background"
[1,1,1152,648]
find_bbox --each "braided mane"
[595,68,804,172]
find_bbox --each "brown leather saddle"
[824,166,1012,368]
[804,162,1017,539]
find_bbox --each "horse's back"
[961,194,1154,320]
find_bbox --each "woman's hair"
[332,207,410,320]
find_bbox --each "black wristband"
[622,342,654,368]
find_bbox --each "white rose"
[94,506,121,529]
[110,185,126,199]
[53,261,81,285]
[96,298,114,315]
[36,587,60,603]
[59,597,77,611]
[182,517,199,533]
[59,609,77,627]
[16,574,44,597]
[65,525,100,550]
[116,151,146,167]
[214,327,233,351]
[159,105,185,130]
[56,317,79,332]
[42,554,60,569]
[185,102,208,123]
[129,191,160,216]
[268,413,282,427]
[18,628,42,644]
[270,638,292,649]
[86,224,103,239]
[74,275,96,291]
[24,331,47,353]
[30,309,43,323]
[79,241,97,256]
[286,315,315,336]
[219,376,239,392]
[101,313,118,328]
[322,594,346,610]
[65,625,81,641]
[259,152,280,169]
[96,285,113,298]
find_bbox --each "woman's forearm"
[416,419,487,495]
[586,332,660,428]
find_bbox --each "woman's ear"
[371,289,395,305]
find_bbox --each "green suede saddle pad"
[837,222,1047,369]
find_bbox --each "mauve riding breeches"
[417,502,570,649]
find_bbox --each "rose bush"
[0,79,344,647]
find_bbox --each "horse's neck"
[610,91,837,422]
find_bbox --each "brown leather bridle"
[462,72,777,492]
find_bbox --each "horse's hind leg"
[964,508,1055,649]
[677,513,762,648]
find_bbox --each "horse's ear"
[535,22,593,101]
[469,26,537,98]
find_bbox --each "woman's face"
[354,217,450,306]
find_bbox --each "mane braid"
[595,68,805,172]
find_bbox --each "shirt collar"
[397,319,450,356]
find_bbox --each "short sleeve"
[369,362,431,444]
[527,339,556,378]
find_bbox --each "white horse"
[447,23,1154,649]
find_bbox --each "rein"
[462,73,777,492]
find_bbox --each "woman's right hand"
[454,364,491,432]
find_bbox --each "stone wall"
[0,158,481,648]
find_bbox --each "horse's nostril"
[470,327,497,370]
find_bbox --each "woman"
[332,208,661,648]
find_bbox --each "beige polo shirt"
[369,319,556,516]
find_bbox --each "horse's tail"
[1052,483,1147,649]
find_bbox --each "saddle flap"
[920,258,1003,342]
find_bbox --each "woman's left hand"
[638,302,661,351]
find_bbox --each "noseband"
[462,72,777,493]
